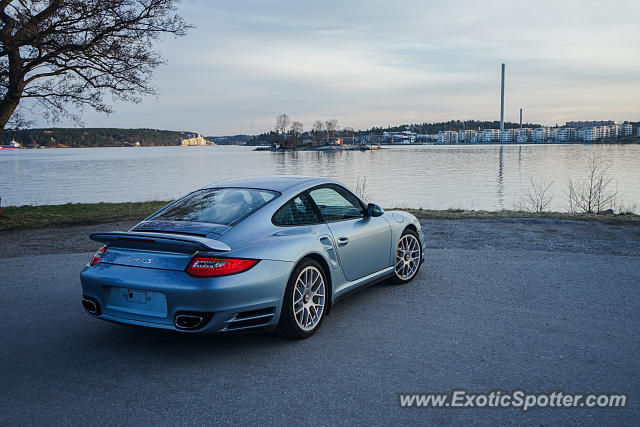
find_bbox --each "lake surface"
[1,144,638,211]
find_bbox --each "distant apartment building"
[556,127,576,142]
[500,129,514,142]
[457,130,479,143]
[518,128,532,141]
[637,127,640,137]
[437,130,458,144]
[566,120,614,128]
[429,120,634,144]
[514,128,531,143]
[609,125,620,138]
[597,126,610,139]
[532,127,551,142]
[577,127,598,142]
[482,129,501,142]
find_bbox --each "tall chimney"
[520,108,523,129]
[500,63,505,131]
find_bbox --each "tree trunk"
[0,50,25,129]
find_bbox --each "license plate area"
[128,289,147,304]
[105,287,168,318]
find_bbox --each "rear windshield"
[149,188,279,225]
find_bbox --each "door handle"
[337,236,349,246]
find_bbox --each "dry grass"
[1,201,639,232]
[401,208,640,225]
[0,201,171,231]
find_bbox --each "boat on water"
[0,139,21,150]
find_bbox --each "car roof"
[203,175,337,194]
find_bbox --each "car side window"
[308,185,364,222]
[272,194,320,226]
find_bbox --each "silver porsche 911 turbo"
[80,176,424,338]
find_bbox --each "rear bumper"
[80,259,294,333]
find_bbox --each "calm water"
[1,144,638,211]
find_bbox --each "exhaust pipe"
[82,298,99,315]
[175,314,204,330]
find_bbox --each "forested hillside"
[0,128,196,147]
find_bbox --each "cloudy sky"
[57,0,640,135]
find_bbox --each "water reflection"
[497,145,504,209]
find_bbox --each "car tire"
[275,258,328,339]
[391,228,422,285]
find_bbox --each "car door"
[307,185,391,281]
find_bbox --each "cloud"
[52,0,640,134]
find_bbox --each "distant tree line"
[366,120,542,135]
[0,128,196,148]
[251,118,544,146]
[257,114,341,148]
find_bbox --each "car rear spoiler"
[90,231,231,253]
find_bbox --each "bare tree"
[289,120,303,149]
[325,119,337,143]
[516,178,554,213]
[354,176,368,201]
[0,0,191,129]
[312,120,324,133]
[290,121,303,135]
[275,113,290,135]
[312,119,324,146]
[567,151,617,213]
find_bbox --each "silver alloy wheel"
[293,266,326,331]
[395,233,421,281]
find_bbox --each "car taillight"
[186,256,259,277]
[90,246,107,266]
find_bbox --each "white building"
[597,126,610,139]
[458,130,479,143]
[578,127,598,141]
[437,131,458,144]
[482,129,501,142]
[383,131,416,144]
[609,125,620,138]
[557,128,573,142]
[500,129,514,142]
[622,123,633,136]
[532,128,550,142]
[513,128,531,143]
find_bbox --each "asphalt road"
[1,219,639,425]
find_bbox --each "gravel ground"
[1,218,639,258]
[0,221,138,258]
[1,218,639,425]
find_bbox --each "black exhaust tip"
[82,297,100,315]
[174,312,213,330]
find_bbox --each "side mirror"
[367,203,384,217]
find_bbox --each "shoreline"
[1,201,639,232]
[0,139,638,151]
[255,140,640,151]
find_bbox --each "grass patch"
[1,202,639,232]
[0,201,171,232]
[401,208,640,225]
